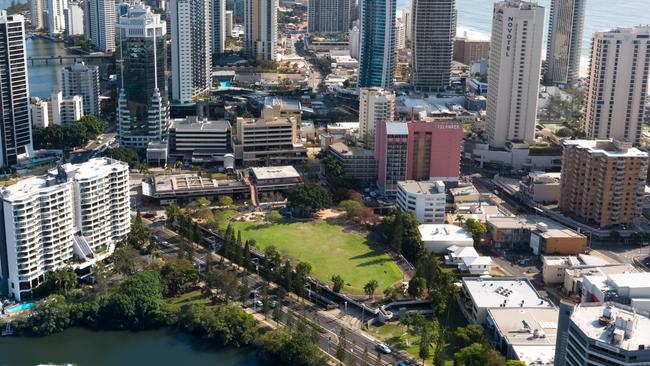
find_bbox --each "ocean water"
[398,0,650,68]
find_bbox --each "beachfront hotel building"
[583,26,650,145]
[485,0,545,149]
[411,0,456,91]
[357,0,396,89]
[544,0,585,86]
[0,158,130,301]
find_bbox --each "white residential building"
[0,158,130,301]
[64,1,84,36]
[445,246,493,275]
[396,180,446,224]
[358,87,395,145]
[30,98,49,129]
[84,0,116,52]
[47,0,67,35]
[212,0,226,55]
[171,0,212,103]
[544,0,585,86]
[30,0,45,30]
[584,27,650,145]
[62,62,100,116]
[50,90,83,125]
[244,0,277,60]
[486,0,545,148]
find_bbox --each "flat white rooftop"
[398,180,445,195]
[571,303,650,351]
[419,224,473,243]
[250,166,301,181]
[463,277,553,309]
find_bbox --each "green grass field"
[233,219,403,295]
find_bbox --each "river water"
[0,328,261,366]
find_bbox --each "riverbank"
[0,327,261,366]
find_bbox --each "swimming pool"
[5,302,34,314]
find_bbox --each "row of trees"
[33,115,105,150]
[380,211,458,314]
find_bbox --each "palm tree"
[364,280,379,300]
[455,214,466,226]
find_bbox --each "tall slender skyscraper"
[84,0,116,52]
[46,0,67,35]
[308,0,350,33]
[357,0,396,89]
[116,2,169,148]
[0,12,33,167]
[213,0,226,55]
[486,0,545,149]
[583,27,650,146]
[411,0,456,91]
[171,0,212,103]
[30,0,45,30]
[544,0,585,86]
[244,0,277,60]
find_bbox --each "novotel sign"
[505,16,514,57]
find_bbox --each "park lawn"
[167,289,212,309]
[233,219,403,295]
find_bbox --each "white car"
[376,343,392,354]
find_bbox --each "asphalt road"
[149,223,408,366]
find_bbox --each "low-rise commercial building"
[563,264,637,296]
[418,224,473,253]
[249,166,302,195]
[0,158,130,300]
[234,116,307,166]
[327,142,376,185]
[520,171,561,204]
[459,277,553,324]
[396,180,446,224]
[167,117,232,166]
[262,97,302,123]
[486,307,558,366]
[530,222,588,255]
[581,272,650,311]
[143,174,249,205]
[487,215,586,254]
